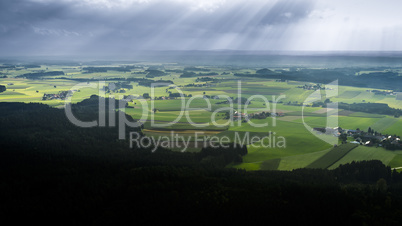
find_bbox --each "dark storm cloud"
[0,0,69,31]
[0,0,318,55]
[1,0,400,56]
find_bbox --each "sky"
[1,0,402,56]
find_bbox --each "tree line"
[82,66,132,73]
[16,71,65,79]
[338,102,402,117]
[235,68,402,91]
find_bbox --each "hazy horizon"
[3,50,402,68]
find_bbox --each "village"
[313,126,402,150]
[297,83,324,90]
[42,90,72,101]
[366,89,395,96]
[229,110,285,122]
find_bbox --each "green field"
[369,117,399,133]
[306,143,358,169]
[276,149,331,170]
[295,115,383,131]
[389,154,402,172]
[338,90,362,99]
[230,119,333,170]
[1,62,401,171]
[383,119,402,135]
[328,146,397,170]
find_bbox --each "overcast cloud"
[0,0,401,56]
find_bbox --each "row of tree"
[83,66,132,73]
[338,102,402,117]
[235,68,402,91]
[16,71,65,79]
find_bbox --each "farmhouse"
[271,112,284,117]
[346,129,361,136]
[42,91,71,101]
[365,141,373,146]
[313,127,340,136]
[232,111,249,121]
[326,127,341,136]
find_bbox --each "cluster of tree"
[234,97,250,105]
[339,132,348,143]
[143,93,150,99]
[145,69,168,78]
[147,65,165,70]
[54,77,147,85]
[367,127,379,135]
[251,111,270,119]
[343,70,400,90]
[307,98,332,107]
[103,82,133,93]
[165,69,183,73]
[180,71,219,78]
[196,77,219,82]
[180,71,197,77]
[215,97,251,105]
[184,82,210,88]
[169,93,184,98]
[3,99,402,224]
[0,85,6,93]
[184,66,210,72]
[58,76,170,88]
[137,79,174,87]
[256,68,275,74]
[22,64,41,68]
[16,71,65,79]
[216,98,233,105]
[202,72,219,76]
[234,68,279,79]
[285,101,303,106]
[338,102,402,117]
[0,65,15,69]
[235,68,402,91]
[131,71,147,74]
[82,66,131,73]
[118,82,133,89]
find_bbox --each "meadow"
[1,62,401,171]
